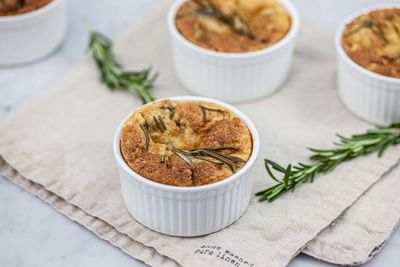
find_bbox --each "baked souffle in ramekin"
[0,0,66,65]
[167,0,299,102]
[342,8,400,78]
[175,0,291,52]
[114,97,260,236]
[336,6,400,125]
[120,99,253,186]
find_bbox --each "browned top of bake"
[175,0,291,53]
[342,8,400,78]
[0,0,52,16]
[120,100,253,187]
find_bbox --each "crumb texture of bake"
[120,100,253,186]
[0,0,52,16]
[175,0,291,53]
[342,8,400,78]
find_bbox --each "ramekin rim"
[335,4,400,85]
[113,96,260,193]
[0,0,63,22]
[167,0,300,59]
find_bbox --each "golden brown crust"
[120,100,253,186]
[0,0,53,16]
[175,0,291,53]
[342,8,400,78]
[193,161,230,186]
[130,153,193,186]
[200,118,243,147]
[174,102,205,131]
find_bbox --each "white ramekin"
[0,0,67,66]
[167,0,299,102]
[113,96,260,237]
[336,5,400,125]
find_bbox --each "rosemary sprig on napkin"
[256,124,400,202]
[88,31,157,104]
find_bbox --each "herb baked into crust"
[342,8,400,78]
[120,100,252,186]
[0,0,52,16]
[175,0,291,53]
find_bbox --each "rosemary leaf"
[189,146,239,152]
[195,155,225,166]
[173,149,194,169]
[153,116,166,132]
[283,164,292,189]
[158,115,167,131]
[264,160,282,183]
[173,146,245,173]
[198,149,238,170]
[199,104,224,113]
[265,159,286,173]
[140,124,150,151]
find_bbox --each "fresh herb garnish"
[173,148,195,169]
[172,147,244,172]
[154,115,167,132]
[199,104,224,112]
[256,124,400,202]
[194,155,225,165]
[140,124,150,151]
[88,31,158,104]
[160,105,175,119]
[199,104,224,122]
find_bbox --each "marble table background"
[0,0,399,266]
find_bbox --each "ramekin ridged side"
[0,0,67,66]
[114,96,260,237]
[336,5,400,125]
[167,0,299,102]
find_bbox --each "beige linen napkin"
[304,166,400,265]
[1,1,399,266]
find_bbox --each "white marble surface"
[0,0,399,266]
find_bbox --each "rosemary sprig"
[88,31,158,104]
[256,124,400,202]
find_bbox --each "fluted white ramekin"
[167,0,299,102]
[113,96,260,237]
[0,0,67,66]
[336,5,400,125]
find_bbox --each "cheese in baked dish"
[120,100,253,186]
[342,8,400,78]
[175,0,291,52]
